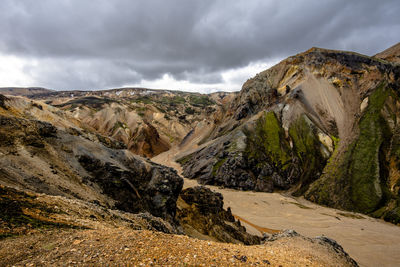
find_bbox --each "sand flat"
[209,186,400,267]
[152,150,400,267]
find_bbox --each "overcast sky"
[0,0,399,93]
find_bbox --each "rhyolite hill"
[179,43,400,224]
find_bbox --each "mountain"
[0,93,358,266]
[4,42,400,265]
[3,45,400,225]
[21,88,234,158]
[178,47,400,224]
[0,87,54,96]
[375,42,400,64]
[3,44,400,226]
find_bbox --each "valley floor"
[153,150,400,267]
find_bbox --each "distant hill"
[0,87,54,96]
[374,42,400,64]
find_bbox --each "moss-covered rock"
[246,111,291,167]
[306,83,398,214]
[289,115,327,195]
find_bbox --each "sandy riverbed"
[152,149,400,267]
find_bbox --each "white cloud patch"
[0,54,36,87]
[128,59,279,93]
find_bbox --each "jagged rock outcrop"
[179,46,400,223]
[177,186,261,245]
[78,154,182,224]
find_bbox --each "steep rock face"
[179,47,400,222]
[177,186,261,245]
[78,154,183,224]
[179,110,327,194]
[127,120,170,157]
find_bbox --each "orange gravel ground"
[0,227,355,266]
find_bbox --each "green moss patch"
[177,154,193,165]
[246,111,290,167]
[189,95,215,107]
[212,158,228,176]
[289,115,327,195]
[347,84,392,212]
[307,83,396,214]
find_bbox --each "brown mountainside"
[374,42,400,64]
[21,88,235,158]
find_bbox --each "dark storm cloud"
[0,0,399,90]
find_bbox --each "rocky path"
[152,149,400,267]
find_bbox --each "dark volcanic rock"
[177,186,261,245]
[0,94,9,110]
[78,154,183,225]
[0,116,57,147]
[95,133,127,149]
[180,186,224,215]
[179,116,313,194]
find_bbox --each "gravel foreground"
[0,227,357,266]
